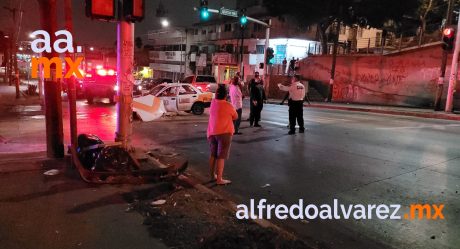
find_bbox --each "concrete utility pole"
[64,0,78,152]
[115,1,135,148]
[37,0,64,158]
[435,0,454,111]
[445,9,460,113]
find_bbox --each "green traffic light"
[240,15,247,25]
[200,8,210,20]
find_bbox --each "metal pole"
[445,9,460,112]
[435,0,454,110]
[38,52,43,99]
[263,19,271,92]
[264,19,272,77]
[240,26,244,77]
[115,8,135,148]
[327,20,341,102]
[64,0,78,152]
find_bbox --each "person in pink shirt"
[207,85,238,185]
[229,73,244,135]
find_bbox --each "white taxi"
[134,83,213,115]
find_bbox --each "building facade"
[147,1,320,82]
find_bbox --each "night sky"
[0,0,236,47]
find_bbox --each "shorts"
[208,133,233,159]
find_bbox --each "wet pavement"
[134,102,460,249]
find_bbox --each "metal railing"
[317,31,442,55]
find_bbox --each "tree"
[264,0,420,54]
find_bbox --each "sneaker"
[254,124,262,127]
[299,129,305,133]
[288,130,295,135]
[234,132,243,135]
[216,179,232,185]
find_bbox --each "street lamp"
[161,19,170,28]
[89,47,94,51]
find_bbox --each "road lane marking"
[376,124,460,130]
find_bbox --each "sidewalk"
[268,99,460,121]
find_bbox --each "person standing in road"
[294,58,300,72]
[207,85,238,185]
[229,73,243,135]
[282,58,287,75]
[249,72,266,127]
[289,57,296,76]
[278,75,305,135]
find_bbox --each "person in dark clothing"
[288,57,296,76]
[249,72,266,127]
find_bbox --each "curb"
[267,100,460,121]
[307,104,460,121]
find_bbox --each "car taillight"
[114,85,119,91]
[85,73,92,78]
[205,84,211,92]
[108,69,115,76]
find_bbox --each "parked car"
[135,83,213,115]
[133,78,173,96]
[182,75,218,93]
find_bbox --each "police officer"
[278,75,305,135]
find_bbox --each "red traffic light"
[85,0,116,21]
[124,0,145,22]
[443,28,455,38]
[442,28,456,52]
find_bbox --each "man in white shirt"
[229,73,244,134]
[278,75,306,135]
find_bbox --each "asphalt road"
[132,101,460,249]
[1,98,459,249]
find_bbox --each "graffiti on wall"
[300,45,448,106]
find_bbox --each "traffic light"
[442,27,455,52]
[124,0,145,22]
[240,9,247,27]
[85,0,116,21]
[266,47,274,64]
[200,0,210,21]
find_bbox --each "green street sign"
[220,7,238,18]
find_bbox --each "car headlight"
[137,85,142,91]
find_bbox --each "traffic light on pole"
[85,0,116,21]
[240,9,247,27]
[442,27,455,51]
[200,0,210,21]
[266,47,274,64]
[124,0,145,22]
